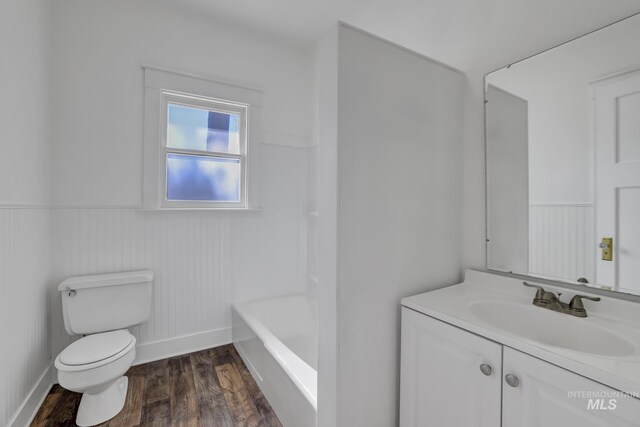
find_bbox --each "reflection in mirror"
[485,13,640,295]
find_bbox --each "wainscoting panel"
[0,208,51,427]
[50,142,310,360]
[529,204,595,283]
[50,208,232,357]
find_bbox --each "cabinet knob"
[505,374,519,387]
[479,364,492,376]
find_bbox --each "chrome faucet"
[523,282,600,317]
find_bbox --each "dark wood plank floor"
[31,344,282,427]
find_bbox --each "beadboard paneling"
[529,204,595,283]
[0,208,51,426]
[50,144,310,358]
[50,208,232,356]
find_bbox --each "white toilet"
[55,271,153,426]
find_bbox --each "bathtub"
[232,294,317,427]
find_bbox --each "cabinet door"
[400,307,502,427]
[503,347,640,427]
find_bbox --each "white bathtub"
[232,294,317,427]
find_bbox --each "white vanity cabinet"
[399,307,503,426]
[503,347,640,427]
[400,307,640,427]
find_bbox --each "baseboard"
[134,327,232,365]
[8,365,54,427]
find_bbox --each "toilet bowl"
[55,329,137,426]
[55,270,153,426]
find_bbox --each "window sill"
[136,207,262,212]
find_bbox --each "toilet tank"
[58,271,153,335]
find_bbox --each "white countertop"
[402,269,640,396]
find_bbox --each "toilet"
[54,271,153,426]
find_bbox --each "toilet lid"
[59,330,134,366]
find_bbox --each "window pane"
[166,153,241,202]
[167,103,240,154]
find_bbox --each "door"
[399,308,502,427]
[594,71,640,292]
[502,347,640,426]
[486,84,529,275]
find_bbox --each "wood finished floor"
[31,344,282,427]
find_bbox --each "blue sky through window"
[167,104,240,153]
[166,153,240,202]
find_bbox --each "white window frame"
[143,67,261,210]
[160,92,248,208]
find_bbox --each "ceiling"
[155,0,372,43]
[156,0,640,71]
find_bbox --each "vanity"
[400,270,640,426]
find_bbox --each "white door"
[399,308,502,427]
[502,347,640,427]
[594,71,640,292]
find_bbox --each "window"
[143,68,260,209]
[163,93,247,205]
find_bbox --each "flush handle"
[66,287,77,297]
[479,364,492,376]
[505,374,519,387]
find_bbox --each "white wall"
[51,0,312,206]
[489,64,593,205]
[335,0,640,272]
[315,25,339,427]
[306,144,320,297]
[316,24,464,427]
[49,0,313,360]
[0,0,52,425]
[488,14,640,206]
[0,1,51,207]
[485,85,529,273]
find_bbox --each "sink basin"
[469,301,637,357]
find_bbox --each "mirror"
[485,13,640,295]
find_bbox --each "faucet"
[523,282,600,318]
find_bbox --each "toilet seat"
[55,330,136,372]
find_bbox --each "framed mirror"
[485,13,640,295]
